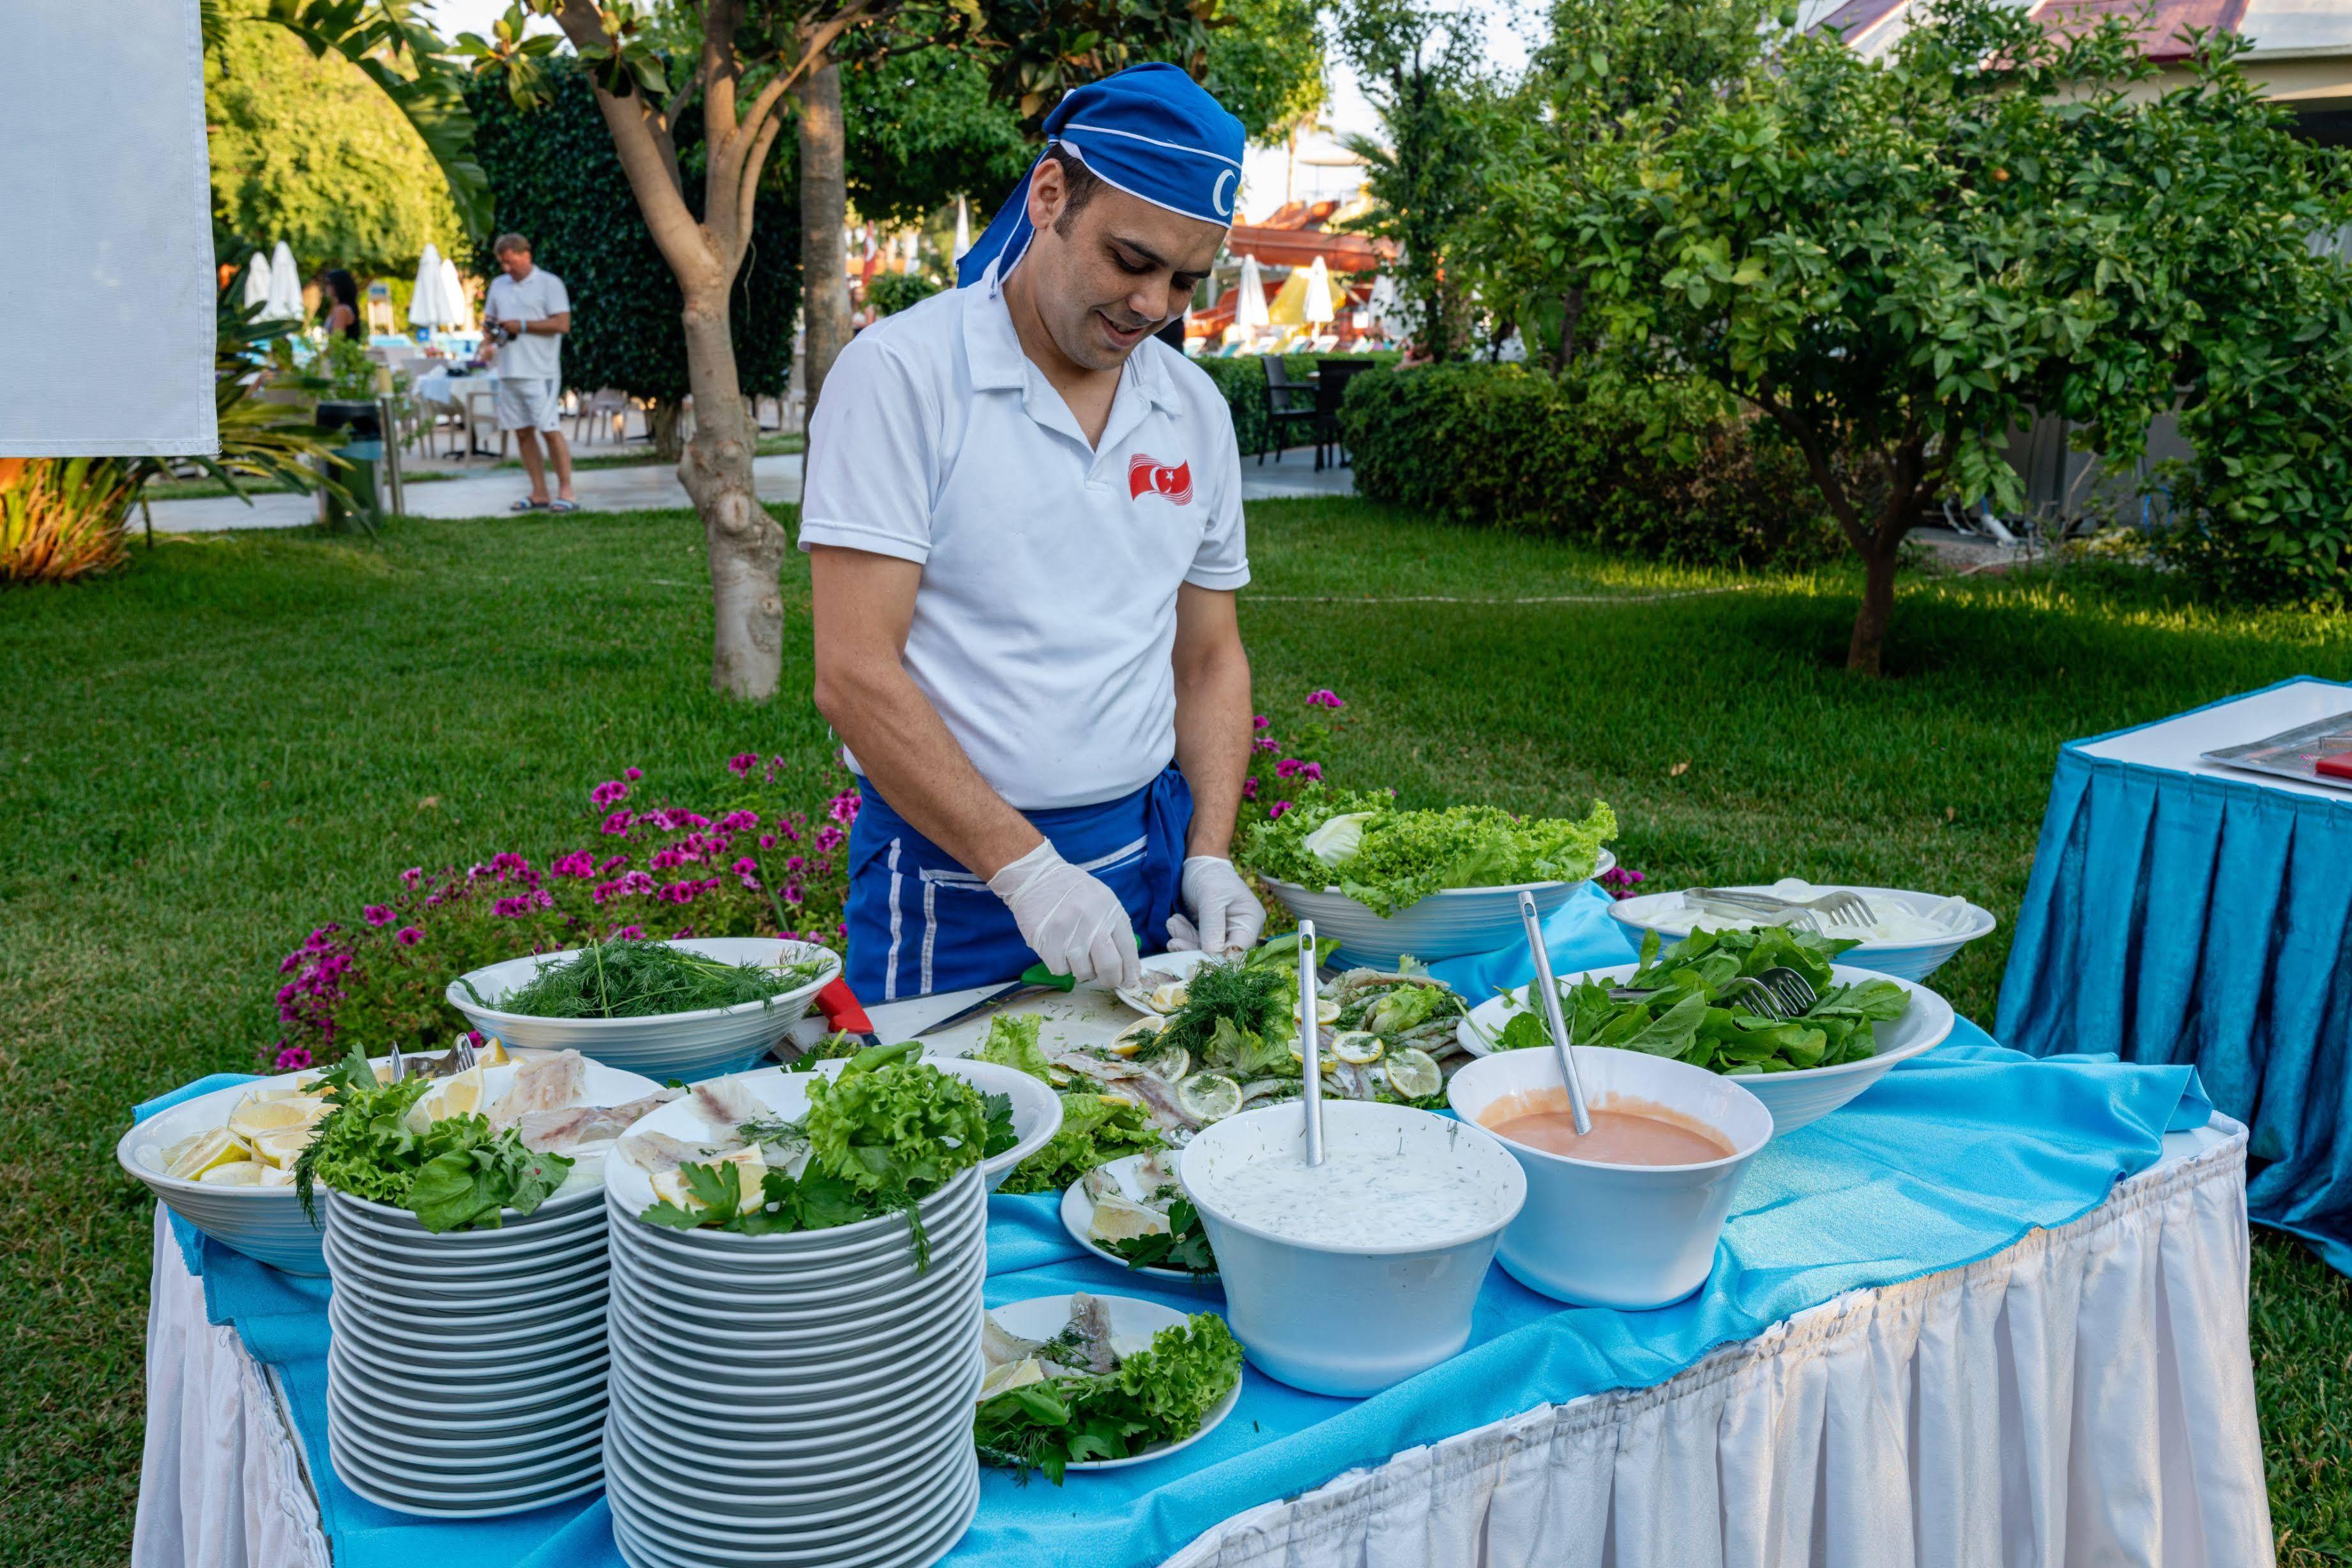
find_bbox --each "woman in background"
[319,269,365,343]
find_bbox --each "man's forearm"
[1173,637,1252,860]
[814,657,1042,880]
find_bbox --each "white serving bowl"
[1259,850,1617,970]
[448,937,842,1081]
[1607,883,1998,983]
[1456,960,1955,1137]
[118,1069,331,1274]
[1179,1101,1524,1396]
[1447,1047,1772,1308]
[604,1060,1061,1212]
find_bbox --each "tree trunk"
[679,288,787,699]
[796,63,851,415]
[1552,287,1584,373]
[648,398,685,462]
[1846,535,1901,675]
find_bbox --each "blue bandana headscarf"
[956,63,1246,288]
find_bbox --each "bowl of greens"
[448,936,840,1081]
[1455,928,1954,1136]
[1245,791,1617,969]
[1607,881,1996,983]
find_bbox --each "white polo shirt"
[484,266,569,382]
[799,266,1248,812]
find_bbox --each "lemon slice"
[1330,1030,1385,1066]
[1108,1016,1164,1058]
[227,1092,327,1142]
[1293,996,1341,1025]
[978,1358,1046,1401]
[651,1147,768,1214]
[1137,1043,1190,1083]
[258,1165,296,1187]
[198,1160,268,1186]
[1144,981,1191,1014]
[166,1127,253,1182]
[1176,1073,1243,1123]
[251,1126,318,1170]
[406,1065,488,1133]
[1100,1090,1141,1109]
[474,1036,511,1067]
[1384,1047,1443,1099]
[1286,1034,1340,1074]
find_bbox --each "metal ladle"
[1298,919,1326,1167]
[1518,891,1593,1137]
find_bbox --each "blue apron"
[845,767,1193,1002]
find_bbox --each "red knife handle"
[2317,751,2352,780]
[817,976,878,1039]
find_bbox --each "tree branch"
[731,102,791,264]
[554,0,708,279]
[1752,384,1870,557]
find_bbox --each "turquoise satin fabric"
[137,1029,2206,1568]
[1998,675,2352,1272]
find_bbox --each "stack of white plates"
[601,1165,987,1568]
[322,1184,612,1517]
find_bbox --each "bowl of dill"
[449,937,840,1082]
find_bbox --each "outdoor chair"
[1311,358,1377,471]
[1259,357,1320,464]
[573,388,630,446]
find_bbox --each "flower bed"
[271,755,857,1070]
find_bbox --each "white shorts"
[495,377,562,433]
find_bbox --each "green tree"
[1200,0,1329,144]
[840,49,1033,228]
[1570,0,2352,672]
[464,59,801,457]
[206,0,469,275]
[1336,0,1490,360]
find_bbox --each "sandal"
[510,498,550,512]
[548,498,580,513]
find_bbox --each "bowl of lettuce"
[1245,792,1617,969]
[1456,927,1954,1136]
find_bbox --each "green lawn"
[4,498,2350,1563]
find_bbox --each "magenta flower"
[1275,758,1324,781]
[362,905,395,927]
[814,825,844,854]
[826,790,861,825]
[274,1045,313,1073]
[601,810,634,836]
[720,810,759,833]
[1268,800,1293,820]
[1306,690,1345,709]
[624,766,643,780]
[400,867,424,888]
[728,752,759,777]
[1252,715,1271,731]
[759,834,776,850]
[553,850,596,878]
[1252,736,1279,753]
[1241,777,1260,801]
[394,926,423,946]
[611,924,645,940]
[591,780,630,807]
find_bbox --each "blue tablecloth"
[139,1023,2207,1568]
[1998,676,2352,1273]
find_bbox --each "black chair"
[1313,358,1376,471]
[1259,357,1320,464]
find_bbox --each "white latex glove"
[987,840,1142,990]
[1165,855,1266,957]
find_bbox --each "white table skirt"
[133,1122,2268,1568]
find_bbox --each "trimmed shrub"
[1339,363,1839,570]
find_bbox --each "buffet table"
[1999,676,2352,1273]
[134,981,2273,1568]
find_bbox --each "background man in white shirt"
[801,64,1263,1002]
[483,234,576,513]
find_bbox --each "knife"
[813,976,883,1052]
[920,963,1077,1036]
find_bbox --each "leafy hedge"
[1338,363,1840,569]
[1193,352,1403,458]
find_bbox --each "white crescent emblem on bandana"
[1212,169,1236,218]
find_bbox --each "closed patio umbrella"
[437,255,471,333]
[241,250,273,313]
[264,241,305,320]
[407,244,447,329]
[1234,253,1270,330]
[1302,255,1336,326]
[953,195,971,262]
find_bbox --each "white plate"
[602,1059,1060,1215]
[607,1374,978,1500]
[329,1292,608,1363]
[608,1466,976,1568]
[327,1429,603,1518]
[326,1300,607,1389]
[609,1249,983,1361]
[322,1223,607,1295]
[322,1368,609,1451]
[328,1401,604,1482]
[609,1315,980,1413]
[448,938,841,1081]
[1606,884,1996,983]
[605,1445,977,1560]
[609,1345,984,1448]
[607,1173,984,1272]
[1112,947,1218,1016]
[1454,961,1955,1137]
[328,1346,608,1420]
[610,1342,981,1465]
[1058,1154,1219,1282]
[983,1293,1241,1470]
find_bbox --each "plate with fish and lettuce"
[1457,926,1954,1136]
[976,1293,1244,1479]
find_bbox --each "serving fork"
[1603,965,1820,1021]
[1688,886,1874,931]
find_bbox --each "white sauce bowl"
[1178,1101,1524,1396]
[1447,1047,1772,1309]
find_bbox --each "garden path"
[138,449,1356,532]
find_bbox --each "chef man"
[802,64,1265,1002]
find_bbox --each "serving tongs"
[1518,891,1593,1138]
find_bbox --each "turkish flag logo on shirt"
[1128,453,1193,506]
